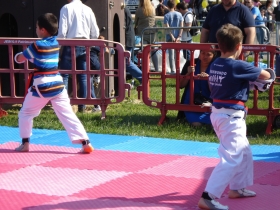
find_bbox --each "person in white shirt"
[272,0,277,7]
[58,0,100,113]
[176,1,193,61]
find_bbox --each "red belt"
[33,70,59,75]
[213,99,245,106]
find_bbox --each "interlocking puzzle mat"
[0,126,279,210]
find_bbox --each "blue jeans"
[60,46,97,110]
[166,39,177,72]
[256,26,265,45]
[182,40,192,61]
[90,48,101,76]
[126,47,142,84]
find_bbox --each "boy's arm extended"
[249,68,275,92]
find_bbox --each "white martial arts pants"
[19,88,89,143]
[205,108,253,198]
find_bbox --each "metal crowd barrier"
[136,25,271,71]
[140,26,203,51]
[0,38,131,119]
[137,42,280,135]
[140,25,271,48]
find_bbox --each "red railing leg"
[265,111,274,135]
[0,107,8,118]
[158,109,168,125]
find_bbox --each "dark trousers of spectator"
[59,46,98,111]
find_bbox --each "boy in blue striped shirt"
[14,13,93,153]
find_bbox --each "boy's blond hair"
[216,24,243,54]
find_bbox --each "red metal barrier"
[138,43,280,135]
[0,38,131,119]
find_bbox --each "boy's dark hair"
[37,13,58,36]
[177,1,200,36]
[156,4,166,16]
[167,0,175,9]
[216,24,243,54]
[176,2,188,10]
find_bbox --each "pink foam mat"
[0,190,60,210]
[253,161,280,179]
[218,184,280,209]
[139,156,219,180]
[0,142,77,165]
[29,196,185,210]
[73,173,206,206]
[0,162,29,173]
[0,144,279,210]
[41,150,183,172]
[254,169,280,186]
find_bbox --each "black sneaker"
[78,107,85,113]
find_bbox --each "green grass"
[1,77,280,145]
[192,34,200,43]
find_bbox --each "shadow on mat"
[0,148,77,155]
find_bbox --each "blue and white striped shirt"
[23,36,64,98]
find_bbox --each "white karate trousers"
[19,88,89,143]
[205,108,253,198]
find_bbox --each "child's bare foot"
[15,143,29,152]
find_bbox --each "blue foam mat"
[0,126,279,162]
